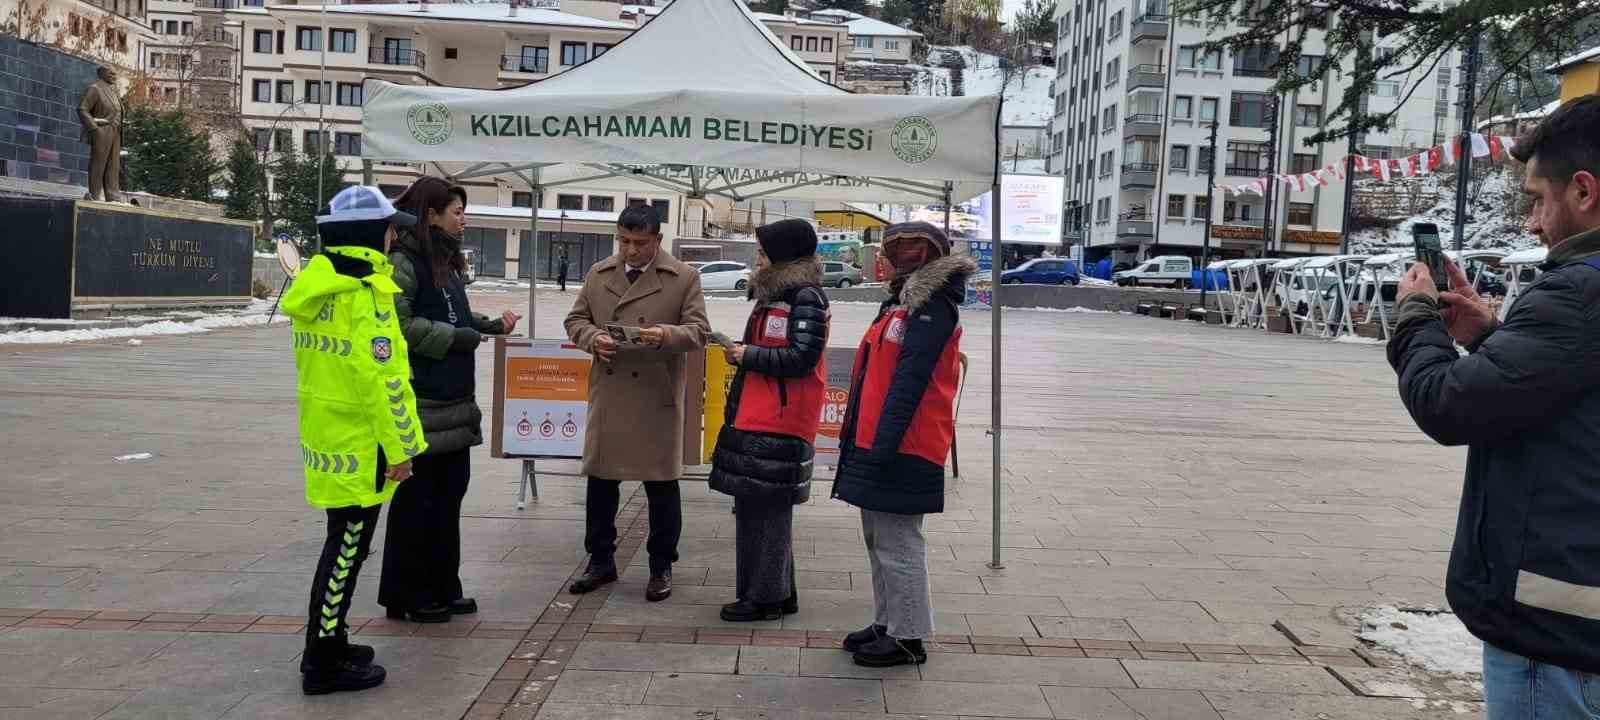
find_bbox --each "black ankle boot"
[852,635,926,667]
[842,624,887,652]
[299,643,374,673]
[720,600,782,622]
[302,659,387,695]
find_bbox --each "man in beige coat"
[564,205,709,602]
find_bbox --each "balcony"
[1233,66,1276,79]
[1122,113,1163,139]
[370,47,426,71]
[500,54,549,75]
[1127,64,1165,91]
[1120,162,1158,188]
[1224,164,1267,177]
[1117,215,1154,240]
[193,62,234,81]
[194,29,237,48]
[1131,13,1170,44]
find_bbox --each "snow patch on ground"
[1348,170,1539,255]
[1359,606,1483,675]
[902,46,1055,126]
[1334,335,1384,346]
[0,299,288,346]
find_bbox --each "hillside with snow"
[1347,168,1539,255]
[895,46,1055,126]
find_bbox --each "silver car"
[822,261,863,288]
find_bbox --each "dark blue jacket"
[1388,227,1600,673]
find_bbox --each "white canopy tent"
[358,0,1011,564]
[1358,251,1412,335]
[1500,246,1549,319]
[1268,257,1313,333]
[1300,255,1368,338]
[1222,258,1278,329]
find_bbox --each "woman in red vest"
[833,222,974,667]
[709,219,831,622]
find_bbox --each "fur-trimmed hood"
[751,257,823,302]
[889,255,977,312]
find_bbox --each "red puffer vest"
[733,300,826,441]
[848,298,962,466]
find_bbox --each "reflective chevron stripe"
[398,431,416,444]
[403,444,421,458]
[385,379,402,391]
[376,311,392,322]
[339,340,351,356]
[394,418,413,431]
[387,393,404,404]
[317,519,365,638]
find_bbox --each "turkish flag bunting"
[1444,138,1459,165]
[1427,146,1444,173]
[1329,162,1346,181]
[1355,155,1370,172]
[1488,135,1504,161]
[1471,133,1491,158]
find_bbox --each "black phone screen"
[1412,225,1449,291]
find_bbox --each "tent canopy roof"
[359,0,999,204]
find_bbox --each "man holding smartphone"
[1390,95,1600,720]
[563,205,709,602]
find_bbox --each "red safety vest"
[732,301,827,442]
[848,304,961,466]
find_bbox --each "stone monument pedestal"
[0,198,255,319]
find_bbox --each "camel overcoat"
[564,250,709,481]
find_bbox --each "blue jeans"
[1485,643,1600,720]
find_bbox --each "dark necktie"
[626,269,642,285]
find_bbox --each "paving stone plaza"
[0,286,1478,719]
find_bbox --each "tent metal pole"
[517,167,543,509]
[988,178,1003,571]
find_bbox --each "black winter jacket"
[1388,226,1600,673]
[709,259,830,504]
[832,255,973,515]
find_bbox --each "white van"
[1114,255,1194,288]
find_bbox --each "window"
[1178,46,1195,68]
[165,20,178,34]
[1198,146,1214,171]
[1108,11,1123,38]
[1105,57,1119,86]
[821,70,832,82]
[792,36,804,51]
[1364,145,1393,160]
[277,30,285,53]
[1102,104,1116,131]
[884,39,899,50]
[304,130,324,152]
[1294,104,1322,127]
[587,196,615,212]
[1291,152,1318,174]
[1226,141,1268,174]
[512,191,533,208]
[854,36,873,49]
[275,129,292,153]
[561,42,588,66]
[822,37,833,53]
[651,199,670,223]
[253,30,273,54]
[556,194,584,211]
[1086,156,1094,177]
[181,21,191,35]
[296,26,320,51]
[1287,202,1314,226]
[1099,150,1114,175]
[1172,95,1193,120]
[336,82,363,106]
[1296,55,1324,79]
[445,48,457,60]
[1223,200,1237,221]
[1371,81,1399,97]
[518,46,549,73]
[1169,145,1189,170]
[1229,91,1272,128]
[1193,196,1209,219]
[1200,97,1219,123]
[1180,45,1222,70]
[593,44,612,58]
[1233,45,1277,76]
[1096,197,1112,223]
[276,80,293,104]
[1167,194,1186,218]
[1052,131,1063,153]
[251,128,271,151]
[330,29,356,53]
[806,36,818,52]
[304,80,329,104]
[334,132,361,156]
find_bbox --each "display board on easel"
[491,338,591,459]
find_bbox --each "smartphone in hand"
[1411,223,1449,291]
[605,324,643,344]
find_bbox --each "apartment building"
[809,8,919,65]
[0,0,154,70]
[1046,0,1462,265]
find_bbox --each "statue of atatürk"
[78,66,122,203]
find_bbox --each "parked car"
[698,261,751,291]
[822,261,864,288]
[1114,255,1193,287]
[1000,257,1080,285]
[461,248,477,284]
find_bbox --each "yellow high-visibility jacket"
[281,245,426,509]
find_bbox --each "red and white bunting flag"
[1405,155,1422,177]
[1488,135,1505,161]
[1375,160,1392,182]
[1306,171,1324,188]
[1247,181,1264,196]
[1471,133,1491,158]
[1326,163,1343,182]
[1444,138,1459,166]
[1355,155,1371,172]
[1426,146,1444,173]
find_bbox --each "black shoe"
[386,604,451,623]
[569,566,618,595]
[852,635,927,668]
[842,624,886,652]
[302,660,387,695]
[720,600,781,622]
[782,593,799,615]
[446,597,478,615]
[299,643,374,673]
[646,572,672,602]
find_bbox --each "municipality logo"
[407,103,452,146]
[891,116,937,164]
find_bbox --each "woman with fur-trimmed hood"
[709,219,831,622]
[832,222,975,668]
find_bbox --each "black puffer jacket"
[1388,225,1600,673]
[708,258,830,504]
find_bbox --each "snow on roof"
[841,15,922,38]
[1364,251,1414,267]
[1503,246,1549,265]
[1547,45,1600,73]
[622,4,664,16]
[467,206,619,224]
[749,11,845,27]
[265,3,634,30]
[1477,99,1561,131]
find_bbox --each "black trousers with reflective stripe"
[305,503,381,667]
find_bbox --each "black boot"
[384,604,452,623]
[852,635,926,667]
[299,643,374,673]
[842,624,886,652]
[782,592,799,615]
[446,597,478,615]
[302,659,387,695]
[720,600,782,622]
[569,562,619,595]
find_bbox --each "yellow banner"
[703,348,736,462]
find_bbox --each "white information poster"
[970,173,1066,246]
[497,339,591,459]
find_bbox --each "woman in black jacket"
[709,219,830,622]
[377,177,519,623]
